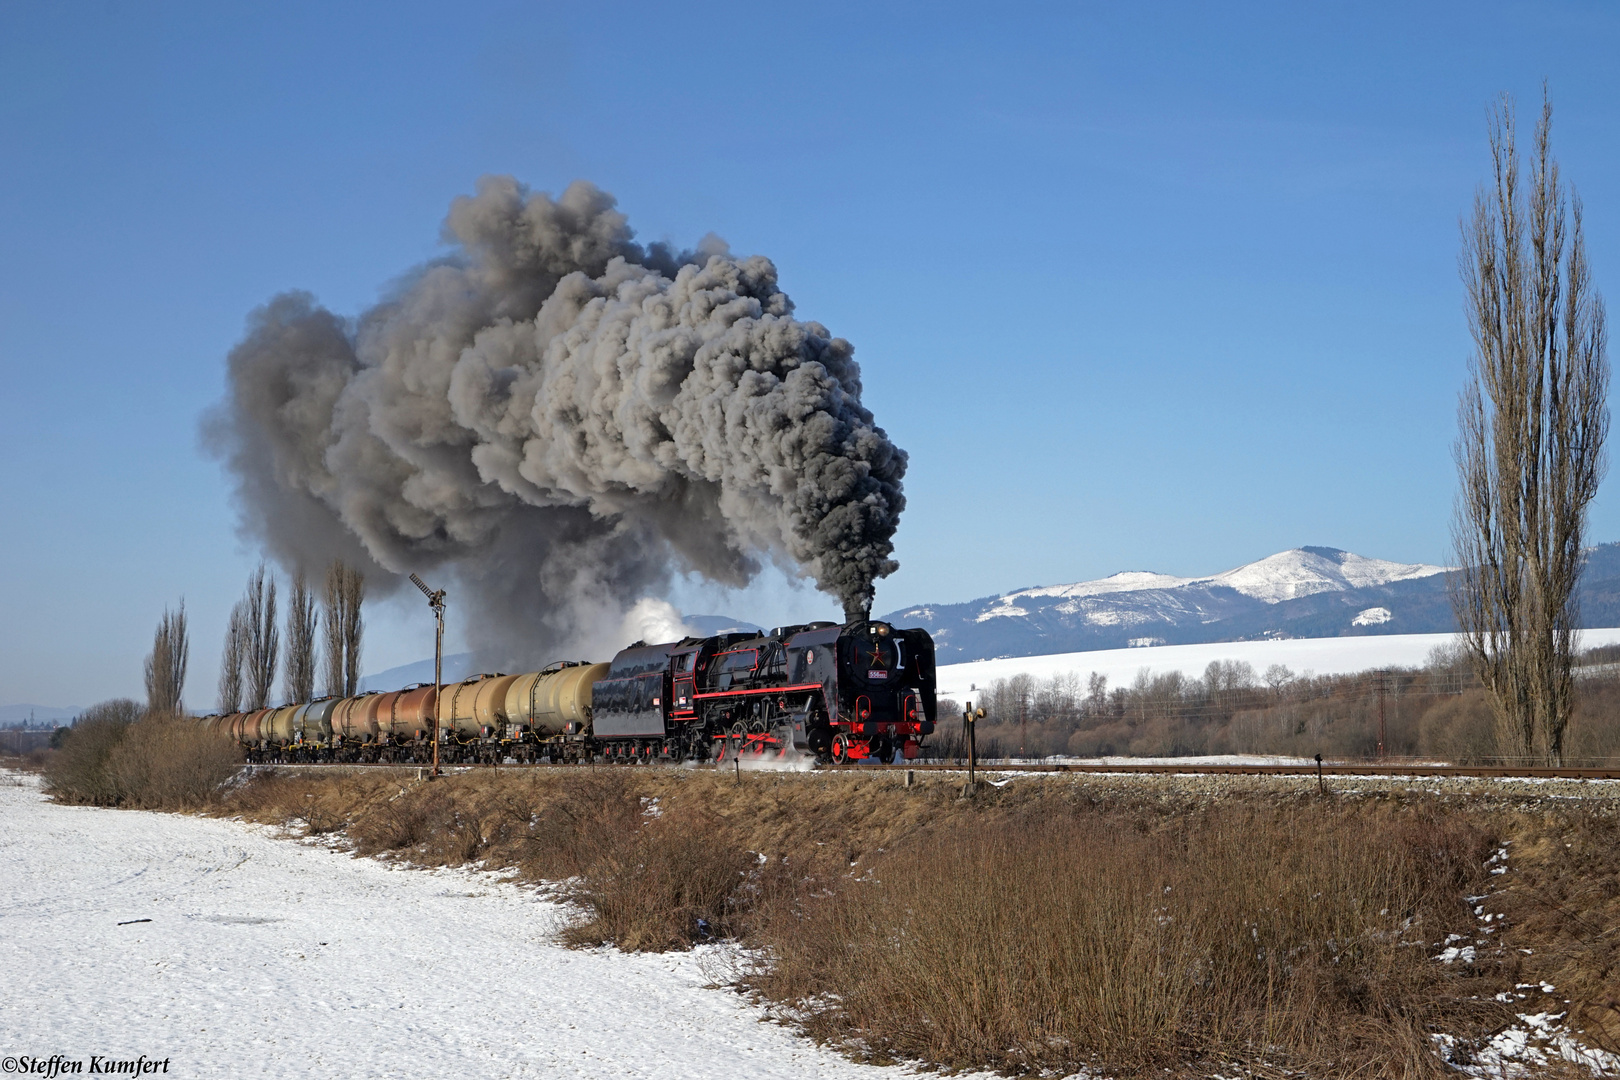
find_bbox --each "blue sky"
[3,2,1618,707]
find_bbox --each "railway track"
[244,760,1620,780]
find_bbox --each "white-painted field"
[0,772,991,1080]
[935,628,1620,703]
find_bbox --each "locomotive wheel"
[830,734,851,765]
[715,722,746,764]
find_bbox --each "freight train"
[202,618,937,767]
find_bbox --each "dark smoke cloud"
[204,178,906,668]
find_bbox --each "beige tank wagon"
[505,661,608,736]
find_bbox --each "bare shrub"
[745,803,1496,1077]
[1417,690,1498,763]
[42,700,139,805]
[350,784,463,856]
[103,715,242,809]
[560,804,754,952]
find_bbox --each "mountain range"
[877,543,1620,664]
[23,547,1620,719]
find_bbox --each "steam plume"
[205,178,906,668]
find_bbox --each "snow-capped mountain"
[881,546,1458,663]
[882,542,1620,664]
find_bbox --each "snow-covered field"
[937,628,1620,703]
[0,771,980,1080]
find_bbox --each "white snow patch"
[1209,549,1446,603]
[1352,606,1393,627]
[1435,1012,1620,1077]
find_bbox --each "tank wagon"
[205,618,936,766]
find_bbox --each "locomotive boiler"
[208,618,936,767]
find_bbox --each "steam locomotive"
[204,618,937,767]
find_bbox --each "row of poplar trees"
[216,560,365,713]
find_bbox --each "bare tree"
[1451,92,1609,766]
[322,566,343,700]
[143,602,189,718]
[217,601,245,713]
[243,564,279,710]
[284,571,318,703]
[322,559,365,697]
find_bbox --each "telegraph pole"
[1376,670,1387,760]
[410,573,446,778]
[1019,696,1027,761]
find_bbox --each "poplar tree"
[1451,93,1609,766]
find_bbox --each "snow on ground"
[1436,1010,1620,1077]
[937,628,1620,703]
[0,770,995,1080]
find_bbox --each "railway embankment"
[184,763,1619,1078]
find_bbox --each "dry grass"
[742,801,1503,1077]
[222,769,758,951]
[1493,808,1620,1053]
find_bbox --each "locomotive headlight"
[877,625,890,636]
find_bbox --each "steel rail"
[242,759,1620,780]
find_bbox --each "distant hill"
[880,543,1620,664]
[357,653,477,692]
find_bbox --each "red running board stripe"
[692,683,824,700]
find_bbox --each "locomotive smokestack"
[206,178,907,665]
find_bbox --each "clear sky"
[3,2,1619,709]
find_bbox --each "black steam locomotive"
[593,618,938,764]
